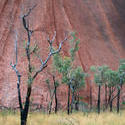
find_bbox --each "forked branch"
[33,33,68,80]
[10,32,23,111]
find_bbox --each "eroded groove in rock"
[0,0,125,108]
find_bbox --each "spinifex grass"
[0,110,125,125]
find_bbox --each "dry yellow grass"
[0,111,125,125]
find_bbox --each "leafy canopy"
[105,69,119,87]
[70,66,86,90]
[118,59,125,84]
[69,32,80,61]
[53,32,86,89]
[90,65,109,86]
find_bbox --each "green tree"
[117,59,125,113]
[45,75,59,114]
[105,69,119,112]
[90,65,109,114]
[53,53,72,115]
[70,67,86,112]
[45,79,54,114]
[53,32,86,114]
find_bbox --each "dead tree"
[10,5,68,125]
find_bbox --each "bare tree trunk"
[75,95,77,110]
[109,87,113,112]
[53,76,58,113]
[97,85,101,114]
[48,101,52,114]
[21,86,32,125]
[117,84,122,113]
[90,84,92,111]
[71,89,75,113]
[21,112,27,125]
[107,87,111,108]
[67,84,70,115]
[48,90,55,114]
[110,100,113,112]
[75,93,79,111]
[105,84,108,110]
[117,88,120,113]
[55,90,57,114]
[109,88,118,112]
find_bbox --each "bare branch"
[22,5,37,73]
[22,4,36,35]
[111,93,118,101]
[15,31,18,66]
[51,31,56,44]
[47,35,51,44]
[22,5,68,85]
[35,54,44,65]
[32,64,47,80]
[10,33,23,111]
[47,31,56,44]
[110,87,116,96]
[52,35,68,54]
[33,34,68,80]
[23,4,37,18]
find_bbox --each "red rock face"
[0,0,125,108]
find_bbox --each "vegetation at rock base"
[1,1,125,125]
[7,5,125,125]
[0,111,125,125]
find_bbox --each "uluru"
[0,0,125,110]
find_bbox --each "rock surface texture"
[0,0,125,108]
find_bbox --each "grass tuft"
[0,111,125,125]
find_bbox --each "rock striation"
[0,0,125,108]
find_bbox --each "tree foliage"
[53,32,86,114]
[105,69,119,87]
[70,66,86,91]
[53,32,86,87]
[90,65,109,86]
[69,32,80,61]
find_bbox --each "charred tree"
[11,5,68,125]
[53,75,58,113]
[67,83,71,115]
[71,86,75,113]
[89,80,93,111]
[117,83,123,113]
[104,84,108,110]
[97,85,101,114]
